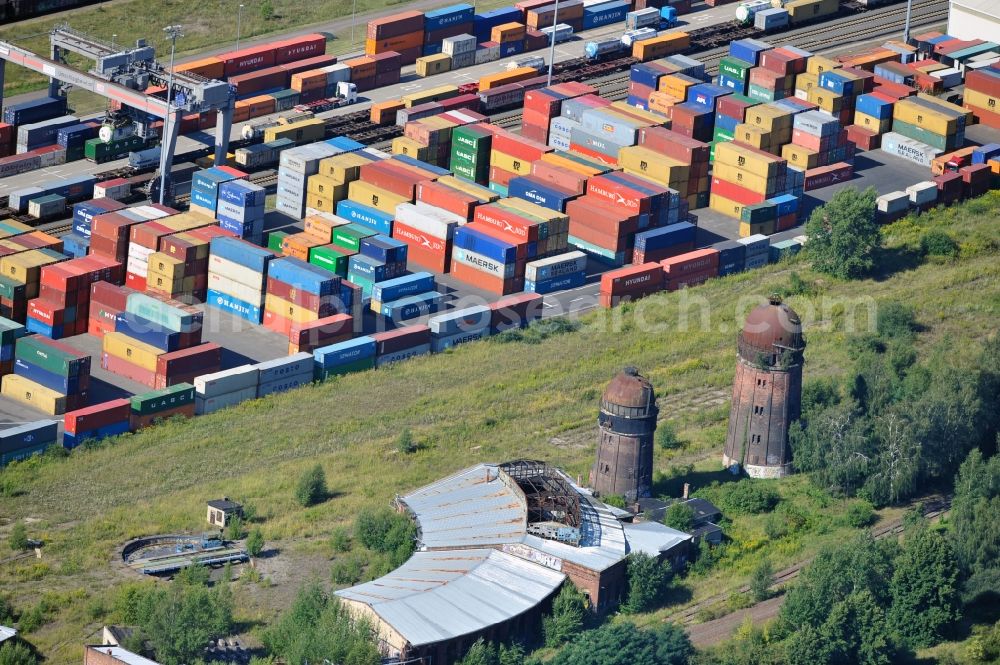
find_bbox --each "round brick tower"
[723,296,805,478]
[591,367,658,502]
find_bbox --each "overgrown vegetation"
[623,553,673,614]
[295,464,327,507]
[804,186,882,279]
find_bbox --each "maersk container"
[195,365,260,399]
[254,352,313,386]
[130,383,195,416]
[206,288,263,323]
[626,7,660,29]
[336,200,394,236]
[380,291,444,321]
[454,247,518,279]
[114,312,182,352]
[525,251,587,282]
[881,132,942,167]
[371,272,436,304]
[210,236,275,272]
[2,96,68,126]
[526,271,586,293]
[269,257,341,295]
[754,8,789,30]
[453,226,520,265]
[360,234,408,265]
[431,328,491,352]
[428,304,491,336]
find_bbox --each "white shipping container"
[195,365,259,398]
[129,205,173,220]
[508,56,544,71]
[255,352,314,384]
[93,180,131,200]
[28,196,65,218]
[396,202,462,239]
[882,132,942,167]
[125,256,149,277]
[323,63,352,84]
[443,34,477,56]
[195,385,259,415]
[905,181,938,206]
[208,256,267,291]
[128,244,156,261]
[525,251,588,282]
[451,51,476,69]
[207,272,266,305]
[475,46,500,65]
[877,191,910,214]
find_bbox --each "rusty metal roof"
[334,549,565,648]
[602,367,656,409]
[741,298,804,353]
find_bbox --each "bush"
[355,508,416,567]
[657,422,682,450]
[225,515,245,541]
[0,640,37,665]
[623,553,671,614]
[396,429,417,454]
[8,522,28,551]
[845,500,876,528]
[750,559,774,602]
[603,494,627,509]
[876,301,918,341]
[701,479,779,516]
[174,564,210,587]
[331,554,364,586]
[295,464,327,507]
[920,229,958,258]
[329,527,352,553]
[246,528,264,557]
[663,502,695,532]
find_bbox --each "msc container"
[525,251,587,282]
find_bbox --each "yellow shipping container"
[709,192,746,220]
[319,152,372,182]
[659,74,698,99]
[308,174,350,200]
[786,0,838,24]
[391,136,435,162]
[264,294,321,324]
[733,124,773,151]
[347,181,409,215]
[781,143,820,169]
[965,88,1000,114]
[609,101,667,126]
[305,194,336,214]
[894,99,959,136]
[147,252,186,280]
[146,272,188,294]
[161,213,216,233]
[264,118,326,144]
[745,104,794,132]
[188,203,216,219]
[714,141,783,178]
[916,92,973,123]
[739,219,776,237]
[795,72,819,94]
[712,162,775,196]
[1,249,62,285]
[437,175,499,201]
[806,56,841,77]
[1,374,69,415]
[103,332,162,373]
[490,150,533,176]
[501,198,568,231]
[854,111,892,134]
[402,84,459,107]
[619,147,690,186]
[807,87,845,113]
[416,53,452,77]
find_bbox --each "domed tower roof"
[738,296,805,364]
[600,367,657,416]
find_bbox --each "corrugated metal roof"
[950,0,999,17]
[399,464,527,550]
[0,626,16,644]
[335,549,565,647]
[622,521,692,556]
[85,646,161,665]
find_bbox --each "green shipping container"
[747,84,778,103]
[719,56,753,81]
[65,145,86,162]
[451,162,485,183]
[268,231,289,253]
[0,277,26,301]
[131,383,196,416]
[85,135,145,163]
[314,357,376,381]
[714,127,735,142]
[741,202,777,224]
[14,337,86,376]
[309,245,352,277]
[891,119,959,152]
[347,273,375,299]
[451,125,492,153]
[331,224,376,253]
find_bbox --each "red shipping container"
[660,248,719,277]
[966,69,1000,98]
[91,281,132,310]
[568,142,619,166]
[600,262,662,297]
[490,292,544,332]
[102,352,157,388]
[278,54,338,77]
[567,197,639,235]
[872,80,916,99]
[367,11,425,41]
[125,272,147,292]
[392,221,451,254]
[489,165,517,188]
[274,33,326,65]
[803,162,853,190]
[492,131,551,163]
[586,176,653,214]
[360,161,428,199]
[776,213,797,232]
[664,268,715,291]
[846,125,881,151]
[531,160,588,194]
[263,309,294,336]
[416,181,479,220]
[288,313,354,349]
[266,277,341,313]
[229,66,289,96]
[372,325,432,355]
[711,178,767,205]
[474,205,539,242]
[64,398,131,435]
[404,241,452,273]
[370,51,402,74]
[449,258,523,295]
[218,43,277,77]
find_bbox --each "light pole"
[160,24,184,205]
[111,34,117,50]
[902,0,913,45]
[351,0,358,47]
[236,4,245,51]
[547,0,559,86]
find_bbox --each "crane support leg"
[215,103,234,166]
[0,60,5,112]
[49,44,61,99]
[157,107,183,205]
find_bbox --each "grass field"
[0,0,514,109]
[0,192,998,663]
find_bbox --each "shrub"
[701,479,779,516]
[876,301,918,341]
[355,508,416,566]
[603,495,627,509]
[246,528,264,557]
[225,515,245,541]
[657,422,682,450]
[663,502,695,532]
[920,229,958,258]
[8,522,27,551]
[396,429,417,454]
[329,526,352,553]
[845,500,876,528]
[295,464,327,507]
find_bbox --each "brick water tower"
[723,296,805,478]
[591,367,658,502]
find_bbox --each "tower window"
[753,405,764,415]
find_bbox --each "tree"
[663,502,694,532]
[246,528,265,558]
[950,449,1000,599]
[622,553,671,614]
[888,527,961,648]
[260,0,275,20]
[498,642,525,665]
[819,590,894,665]
[143,584,233,665]
[657,422,681,450]
[459,639,499,665]
[396,429,417,454]
[225,515,245,540]
[549,622,691,665]
[7,522,27,551]
[0,641,36,665]
[750,559,774,603]
[295,464,327,507]
[174,563,210,587]
[804,186,881,279]
[543,583,586,647]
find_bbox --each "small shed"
[206,498,242,529]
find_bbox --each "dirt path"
[687,596,785,648]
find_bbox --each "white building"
[947,0,1000,41]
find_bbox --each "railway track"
[665,495,952,627]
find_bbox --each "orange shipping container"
[371,99,406,125]
[233,103,251,123]
[632,32,690,61]
[365,32,423,55]
[177,56,225,80]
[491,22,527,43]
[343,56,377,81]
[291,70,328,91]
[479,66,540,91]
[244,95,276,117]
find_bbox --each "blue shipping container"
[582,0,629,29]
[380,291,444,321]
[0,419,59,456]
[768,193,799,217]
[13,358,85,394]
[687,83,731,111]
[314,336,376,368]
[336,200,394,236]
[729,38,771,66]
[526,271,586,294]
[268,257,341,295]
[360,235,408,265]
[210,236,275,272]
[2,96,67,126]
[327,136,366,152]
[25,319,65,340]
[62,421,130,450]
[453,226,518,264]
[507,176,577,212]
[631,63,667,89]
[818,70,857,96]
[371,272,436,304]
[499,41,525,57]
[218,179,266,207]
[425,3,475,31]
[114,312,183,352]
[206,289,263,323]
[855,94,894,120]
[973,143,1000,164]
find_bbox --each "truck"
[128,146,161,170]
[660,6,678,27]
[292,82,358,114]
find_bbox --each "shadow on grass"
[871,246,924,281]
[652,466,738,499]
